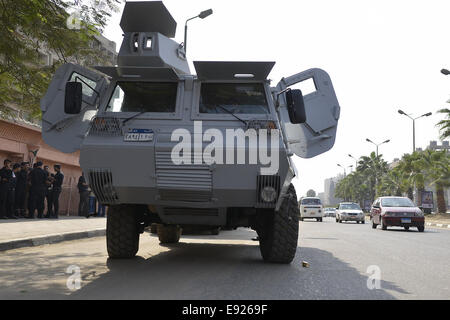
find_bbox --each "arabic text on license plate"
[401,218,411,224]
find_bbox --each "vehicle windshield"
[200,83,269,114]
[301,198,321,205]
[106,82,178,113]
[381,197,416,207]
[339,203,361,210]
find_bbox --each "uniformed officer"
[43,165,53,218]
[15,162,29,217]
[27,163,37,217]
[28,161,47,219]
[78,173,90,218]
[6,164,21,219]
[51,164,64,219]
[0,159,12,219]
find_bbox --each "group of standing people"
[0,159,63,219]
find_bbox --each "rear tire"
[211,227,220,235]
[107,205,140,259]
[258,184,299,264]
[157,224,181,243]
[417,226,425,232]
[404,226,409,231]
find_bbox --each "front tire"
[107,205,140,259]
[258,184,299,264]
[381,218,388,230]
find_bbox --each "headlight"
[260,186,277,202]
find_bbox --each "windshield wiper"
[122,110,146,125]
[214,105,248,126]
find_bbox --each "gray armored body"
[41,1,340,263]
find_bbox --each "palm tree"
[357,152,389,202]
[378,167,408,197]
[418,150,450,213]
[436,108,450,140]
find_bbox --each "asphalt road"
[1,218,449,299]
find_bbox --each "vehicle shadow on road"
[65,242,404,299]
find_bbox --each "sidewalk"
[0,216,106,252]
[425,213,450,229]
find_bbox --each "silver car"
[336,202,365,223]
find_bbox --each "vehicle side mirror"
[64,81,83,114]
[285,89,306,124]
[418,206,423,210]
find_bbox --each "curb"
[426,222,450,229]
[0,228,106,252]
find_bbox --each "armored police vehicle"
[40,1,340,263]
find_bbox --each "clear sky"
[102,0,450,197]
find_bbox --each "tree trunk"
[436,186,447,214]
[407,187,414,201]
[417,187,424,206]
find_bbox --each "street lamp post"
[365,138,390,157]
[337,163,346,177]
[348,154,358,168]
[184,9,213,56]
[397,109,432,153]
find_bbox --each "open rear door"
[40,63,108,153]
[275,68,340,158]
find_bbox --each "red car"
[370,196,425,232]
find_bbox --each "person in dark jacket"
[43,165,53,218]
[14,162,29,218]
[27,163,37,217]
[0,159,12,219]
[5,164,21,219]
[78,174,90,218]
[51,165,64,219]
[28,161,47,219]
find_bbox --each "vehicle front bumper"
[382,216,424,227]
[301,210,324,218]
[340,215,364,221]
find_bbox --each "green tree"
[306,189,316,197]
[436,107,450,140]
[417,150,450,213]
[0,0,120,118]
[357,152,389,202]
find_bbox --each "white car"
[324,207,336,217]
[336,202,365,223]
[299,197,324,222]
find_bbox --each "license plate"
[124,129,153,142]
[401,218,411,224]
[310,212,315,215]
